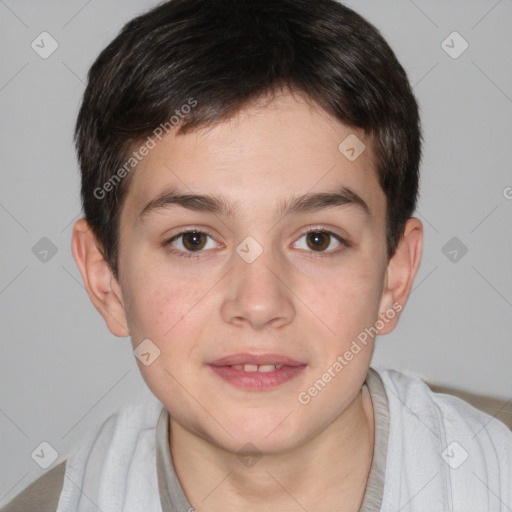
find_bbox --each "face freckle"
[115,90,390,454]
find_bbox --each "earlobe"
[377,217,423,335]
[71,218,130,337]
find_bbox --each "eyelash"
[164,226,349,260]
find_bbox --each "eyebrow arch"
[138,186,371,222]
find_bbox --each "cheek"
[123,261,217,349]
[303,260,382,341]
[125,273,208,392]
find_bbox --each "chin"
[217,433,302,458]
[211,414,310,455]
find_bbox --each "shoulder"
[0,461,67,512]
[1,392,164,512]
[371,366,512,507]
[374,366,511,434]
[373,365,512,468]
[374,366,511,435]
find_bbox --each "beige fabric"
[427,382,512,429]
[1,460,66,512]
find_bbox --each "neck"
[168,385,375,512]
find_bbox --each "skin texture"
[72,91,423,511]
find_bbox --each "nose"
[220,243,296,330]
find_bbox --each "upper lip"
[208,353,305,367]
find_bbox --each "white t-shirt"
[2,366,511,511]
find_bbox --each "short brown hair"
[75,0,422,280]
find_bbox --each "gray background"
[0,0,511,504]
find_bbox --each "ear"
[71,218,130,337]
[377,217,423,335]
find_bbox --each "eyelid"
[165,227,222,259]
[292,225,349,256]
[166,227,217,242]
[164,225,350,259]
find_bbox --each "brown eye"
[181,231,207,251]
[306,231,331,251]
[293,229,347,255]
[166,230,217,257]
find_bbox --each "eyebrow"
[138,186,371,222]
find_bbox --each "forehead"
[121,92,386,227]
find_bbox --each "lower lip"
[207,364,307,390]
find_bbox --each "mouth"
[209,352,305,367]
[229,363,285,372]
[207,353,307,390]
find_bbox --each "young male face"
[73,91,422,455]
